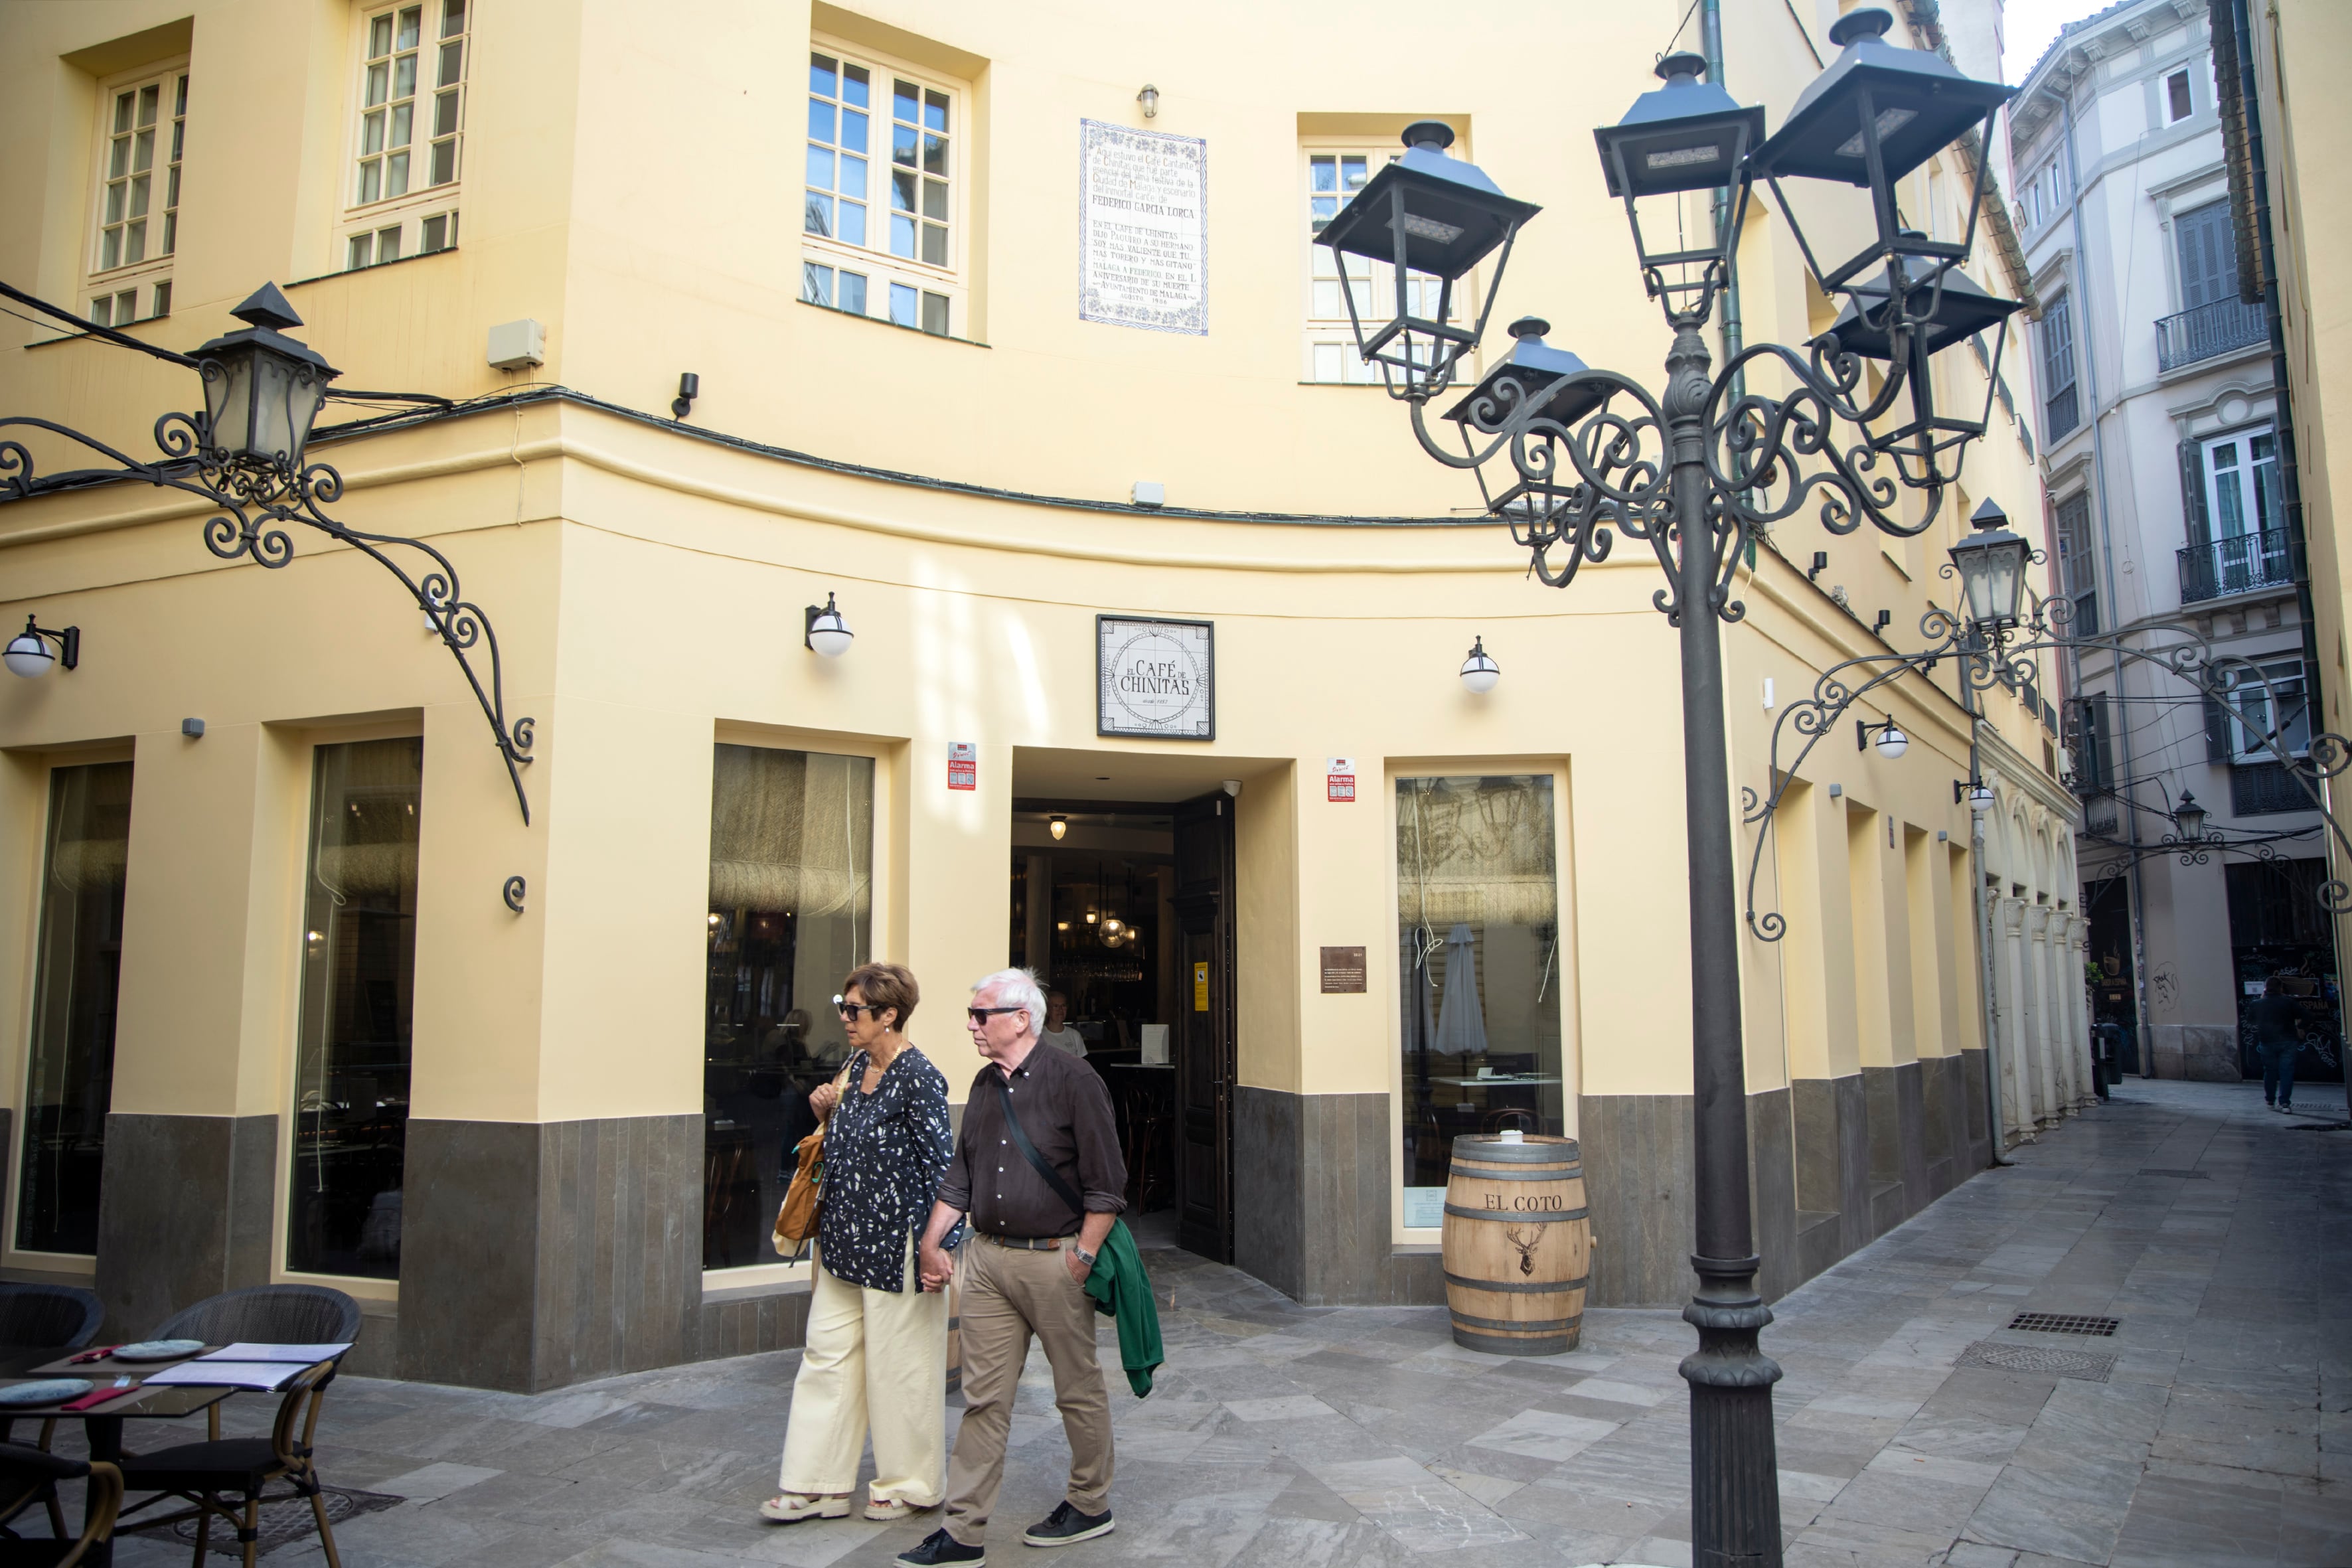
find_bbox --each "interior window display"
[1396,775,1564,1227]
[704,744,875,1269]
[290,738,422,1279]
[19,762,134,1256]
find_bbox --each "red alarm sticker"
[948,742,977,791]
[1326,757,1356,803]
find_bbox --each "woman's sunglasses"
[833,994,885,1021]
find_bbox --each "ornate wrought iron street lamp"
[1948,499,2032,633]
[0,279,534,823]
[1312,14,2026,1565]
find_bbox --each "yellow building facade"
[0,0,2079,1391]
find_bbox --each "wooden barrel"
[1440,1133,1590,1356]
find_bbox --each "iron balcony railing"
[2044,383,2080,442]
[2232,761,2313,817]
[2177,527,2303,604]
[2156,297,2270,372]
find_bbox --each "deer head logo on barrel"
[1502,1224,1541,1277]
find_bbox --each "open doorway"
[1010,757,1241,1263]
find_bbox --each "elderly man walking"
[896,968,1127,1567]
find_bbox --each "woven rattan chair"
[0,1288,102,1367]
[151,1287,359,1443]
[118,1361,341,1568]
[0,1442,123,1567]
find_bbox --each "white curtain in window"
[708,745,874,917]
[1396,775,1558,929]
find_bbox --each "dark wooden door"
[1171,791,1236,1261]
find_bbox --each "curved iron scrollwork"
[2,409,535,824]
[1732,597,2352,936]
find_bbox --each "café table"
[7,1347,246,1566]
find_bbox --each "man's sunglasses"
[967,1006,1027,1024]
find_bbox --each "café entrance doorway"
[1009,750,1247,1263]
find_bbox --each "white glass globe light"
[805,593,854,658]
[1460,636,1500,694]
[1968,783,1995,813]
[4,631,54,680]
[1875,724,1909,761]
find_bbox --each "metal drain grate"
[1959,1342,2116,1381]
[2138,1168,2211,1179]
[2007,1312,2120,1336]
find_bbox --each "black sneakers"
[897,1528,986,1566]
[1021,1502,1116,1547]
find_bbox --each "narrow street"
[83,1079,2346,1567]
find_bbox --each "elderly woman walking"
[761,961,953,1525]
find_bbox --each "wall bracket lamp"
[1857,716,1907,758]
[672,372,700,420]
[3,616,78,678]
[1137,84,1159,118]
[1459,635,1500,694]
[805,592,854,657]
[1954,777,1995,811]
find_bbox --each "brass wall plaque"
[1320,945,1367,994]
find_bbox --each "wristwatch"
[1071,1245,1097,1267]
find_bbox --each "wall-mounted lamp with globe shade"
[1459,637,1500,694]
[3,617,78,679]
[804,593,854,657]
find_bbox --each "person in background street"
[2248,977,2304,1115]
[761,963,952,1526]
[896,968,1127,1567]
[1038,988,1087,1058]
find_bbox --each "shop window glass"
[19,762,134,1256]
[290,737,422,1279]
[704,744,874,1270]
[1396,775,1564,1226]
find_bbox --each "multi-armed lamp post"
[1313,12,2025,1564]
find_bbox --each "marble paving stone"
[1462,1407,1622,1462]
[213,1080,2349,1568]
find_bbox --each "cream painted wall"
[0,0,2068,1278]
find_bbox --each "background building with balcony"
[2011,0,2337,1087]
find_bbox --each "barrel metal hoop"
[1442,1203,1589,1223]
[1449,1164,1585,1182]
[1449,1136,1583,1163]
[1448,1309,1584,1333]
[1451,1330,1574,1356]
[1444,1270,1592,1294]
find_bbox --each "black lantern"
[1317,121,1539,397]
[1814,248,2021,361]
[1946,498,2030,632]
[1593,52,1764,304]
[1442,317,1607,520]
[193,283,340,475]
[2172,792,2207,840]
[1747,7,2014,294]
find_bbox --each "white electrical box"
[1131,480,1166,509]
[486,319,545,370]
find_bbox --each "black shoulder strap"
[995,1071,1085,1217]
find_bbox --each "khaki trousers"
[778,1237,949,1505]
[943,1236,1113,1547]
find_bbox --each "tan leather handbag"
[773,1059,856,1258]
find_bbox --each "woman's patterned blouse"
[816,1044,951,1292]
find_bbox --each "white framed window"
[1301,145,1460,384]
[2204,426,2282,541]
[341,0,468,271]
[2227,657,2310,763]
[86,64,188,327]
[800,46,964,337]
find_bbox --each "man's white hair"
[971,967,1046,1040]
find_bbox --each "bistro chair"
[0,1442,123,1567]
[118,1360,341,1568]
[150,1287,360,1442]
[0,1288,102,1372]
